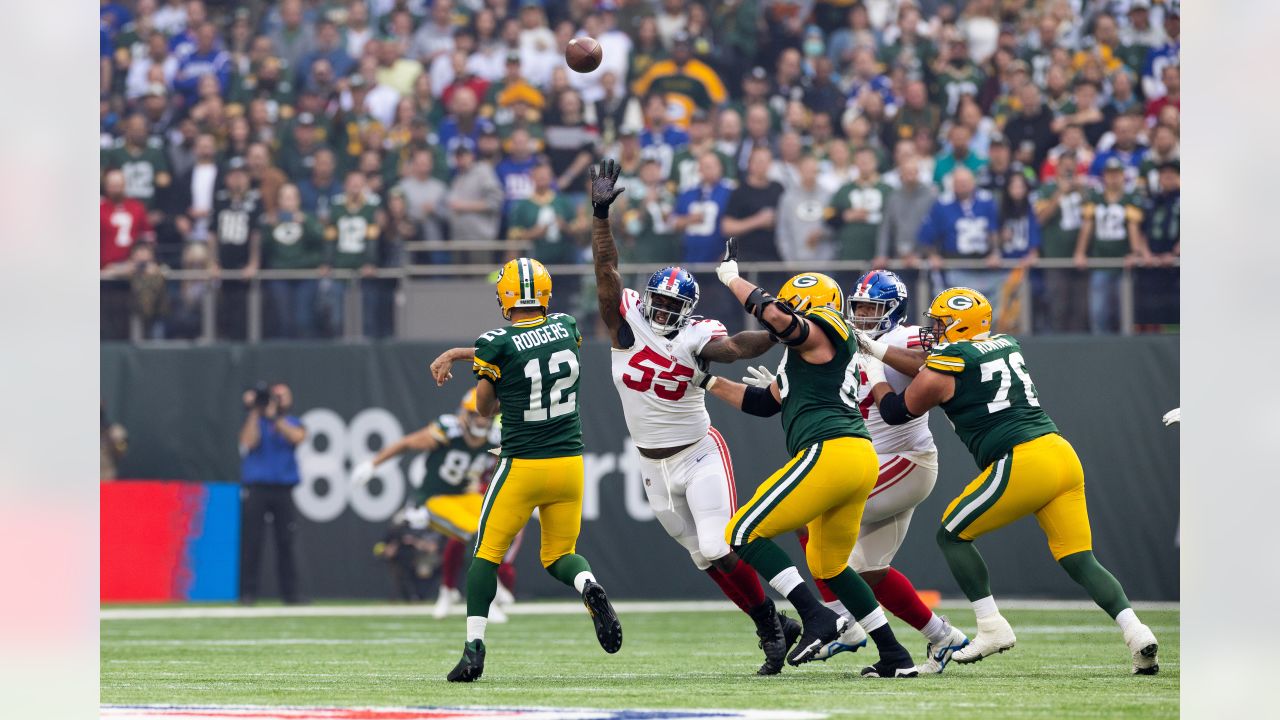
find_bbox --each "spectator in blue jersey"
[1090,114,1148,191]
[673,152,732,263]
[100,1,133,37]
[997,174,1041,264]
[297,149,340,222]
[495,128,538,215]
[296,19,354,89]
[436,87,496,171]
[238,382,308,605]
[638,92,689,179]
[846,48,897,115]
[167,0,209,61]
[919,167,1003,302]
[173,22,230,106]
[1142,9,1180,101]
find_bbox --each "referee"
[238,382,308,605]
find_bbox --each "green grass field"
[101,603,1178,719]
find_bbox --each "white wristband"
[863,336,889,361]
[703,376,718,391]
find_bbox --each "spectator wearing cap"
[932,35,985,117]
[411,0,458,67]
[261,183,325,339]
[484,51,546,132]
[208,158,263,341]
[127,31,178,101]
[1033,152,1089,333]
[1136,159,1179,328]
[919,166,1003,302]
[630,31,727,117]
[268,0,317,73]
[444,141,504,261]
[297,148,340,221]
[1004,83,1056,167]
[1138,124,1179,195]
[319,170,382,337]
[932,123,987,191]
[396,147,450,246]
[826,146,893,265]
[1089,114,1148,190]
[297,19,354,90]
[278,111,326,180]
[507,158,584,266]
[347,64,400,130]
[724,145,785,263]
[669,110,735,194]
[776,154,835,263]
[1074,156,1149,334]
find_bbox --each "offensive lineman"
[701,251,918,678]
[429,257,622,682]
[860,286,1160,674]
[742,270,970,673]
[350,389,519,622]
[587,159,801,675]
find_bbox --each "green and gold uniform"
[261,213,326,269]
[103,138,171,208]
[827,180,893,261]
[1083,189,1144,258]
[669,147,736,194]
[1034,181,1086,258]
[507,192,577,265]
[925,335,1091,560]
[324,195,381,268]
[726,306,881,579]
[413,414,501,541]
[471,312,586,566]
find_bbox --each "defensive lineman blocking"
[859,286,1160,674]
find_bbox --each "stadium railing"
[101,238,1177,342]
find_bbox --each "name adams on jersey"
[925,334,1059,469]
[472,312,584,459]
[410,414,501,505]
[776,307,872,457]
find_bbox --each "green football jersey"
[1034,181,1086,258]
[828,181,892,260]
[925,335,1059,469]
[1084,190,1144,258]
[262,214,326,269]
[325,195,381,268]
[473,313,584,459]
[669,148,736,193]
[103,139,170,207]
[410,413,501,505]
[508,193,576,265]
[774,307,872,457]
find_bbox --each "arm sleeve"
[923,350,966,375]
[473,336,504,383]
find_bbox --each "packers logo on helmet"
[926,287,992,343]
[496,257,552,319]
[778,273,843,313]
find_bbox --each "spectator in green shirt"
[262,183,326,339]
[320,170,382,337]
[826,146,894,263]
[506,158,583,266]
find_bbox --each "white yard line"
[101,599,1178,621]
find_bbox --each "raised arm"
[698,330,776,363]
[587,159,627,346]
[430,346,475,386]
[714,239,834,362]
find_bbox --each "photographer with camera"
[238,382,308,605]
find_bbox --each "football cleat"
[787,609,849,666]
[582,580,623,654]
[756,606,801,675]
[1125,623,1159,675]
[860,653,919,679]
[915,618,970,674]
[813,618,868,661]
[446,639,485,682]
[952,614,1016,664]
[433,586,461,619]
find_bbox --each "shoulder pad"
[925,341,970,375]
[805,306,851,341]
[691,317,728,339]
[475,326,508,347]
[620,288,641,315]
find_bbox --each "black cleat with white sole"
[582,580,623,654]
[1134,643,1159,675]
[756,606,802,675]
[787,609,848,666]
[446,639,485,682]
[861,649,919,679]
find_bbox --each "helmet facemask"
[847,296,901,338]
[642,287,696,335]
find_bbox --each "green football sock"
[546,554,592,589]
[822,566,879,620]
[736,538,794,580]
[465,557,499,617]
[1058,550,1132,619]
[937,527,993,602]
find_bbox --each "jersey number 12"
[523,349,579,421]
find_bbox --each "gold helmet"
[778,272,843,313]
[496,257,552,319]
[925,287,992,343]
[460,388,479,413]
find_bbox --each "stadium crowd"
[99,0,1180,341]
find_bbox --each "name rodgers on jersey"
[510,322,573,352]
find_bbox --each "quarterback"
[860,286,1160,674]
[430,257,622,682]
[701,250,917,678]
[586,159,801,675]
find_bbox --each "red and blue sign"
[101,481,240,602]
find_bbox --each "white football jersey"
[611,288,727,450]
[854,324,937,455]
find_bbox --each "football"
[565,36,602,73]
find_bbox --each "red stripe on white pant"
[708,427,737,513]
[871,456,916,498]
